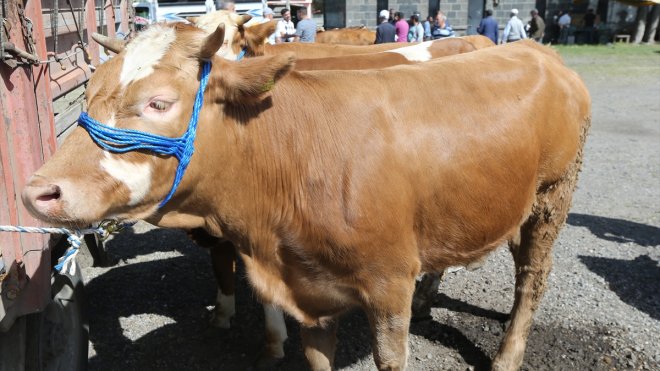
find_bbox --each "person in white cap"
[262,7,276,45]
[375,9,396,43]
[502,8,527,43]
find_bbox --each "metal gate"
[1,0,132,332]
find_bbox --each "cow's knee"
[300,319,338,371]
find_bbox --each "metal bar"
[120,0,129,36]
[104,0,116,40]
[85,0,100,66]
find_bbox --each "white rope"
[0,224,111,274]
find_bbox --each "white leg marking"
[385,40,433,62]
[120,25,176,86]
[100,152,152,206]
[264,304,288,358]
[210,290,235,329]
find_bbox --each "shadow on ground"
[567,213,660,247]
[85,227,655,370]
[579,254,660,320]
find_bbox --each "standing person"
[431,11,454,39]
[528,9,546,42]
[375,9,396,44]
[388,8,396,24]
[408,14,424,42]
[276,8,296,43]
[558,9,571,44]
[295,7,316,43]
[215,1,235,11]
[423,15,433,40]
[583,8,596,44]
[477,9,499,44]
[263,7,277,45]
[394,12,409,42]
[502,8,527,43]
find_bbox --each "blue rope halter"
[77,61,212,208]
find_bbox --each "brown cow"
[462,34,497,49]
[315,27,376,45]
[294,38,475,71]
[23,23,591,371]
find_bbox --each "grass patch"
[553,43,660,78]
[553,43,660,58]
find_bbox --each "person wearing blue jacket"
[477,9,499,44]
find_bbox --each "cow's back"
[316,28,376,45]
[265,42,408,58]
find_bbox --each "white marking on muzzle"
[386,40,433,62]
[101,152,153,206]
[120,25,176,86]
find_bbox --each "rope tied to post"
[0,220,127,275]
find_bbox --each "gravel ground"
[82,45,660,371]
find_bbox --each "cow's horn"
[200,24,226,60]
[91,32,126,54]
[236,14,252,26]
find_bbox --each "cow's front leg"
[366,278,415,371]
[209,240,236,328]
[255,304,289,369]
[301,319,338,371]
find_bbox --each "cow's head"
[190,10,277,58]
[22,22,294,227]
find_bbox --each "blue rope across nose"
[77,61,212,208]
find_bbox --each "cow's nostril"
[35,184,61,202]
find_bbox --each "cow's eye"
[148,100,170,111]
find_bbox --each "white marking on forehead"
[101,152,153,206]
[120,25,176,86]
[385,40,433,62]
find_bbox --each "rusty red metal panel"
[0,0,56,330]
[85,0,100,66]
[105,0,117,39]
[120,0,130,35]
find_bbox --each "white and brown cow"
[95,20,486,365]
[23,23,590,371]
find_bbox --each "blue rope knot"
[78,61,212,208]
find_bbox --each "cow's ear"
[200,24,226,60]
[207,53,295,103]
[242,20,277,56]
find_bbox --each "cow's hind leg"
[209,240,237,328]
[255,305,289,369]
[492,172,581,370]
[411,272,444,320]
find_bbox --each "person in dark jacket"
[477,9,499,44]
[375,9,396,43]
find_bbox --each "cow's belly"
[241,252,360,326]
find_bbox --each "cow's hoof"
[253,353,283,370]
[208,310,233,329]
